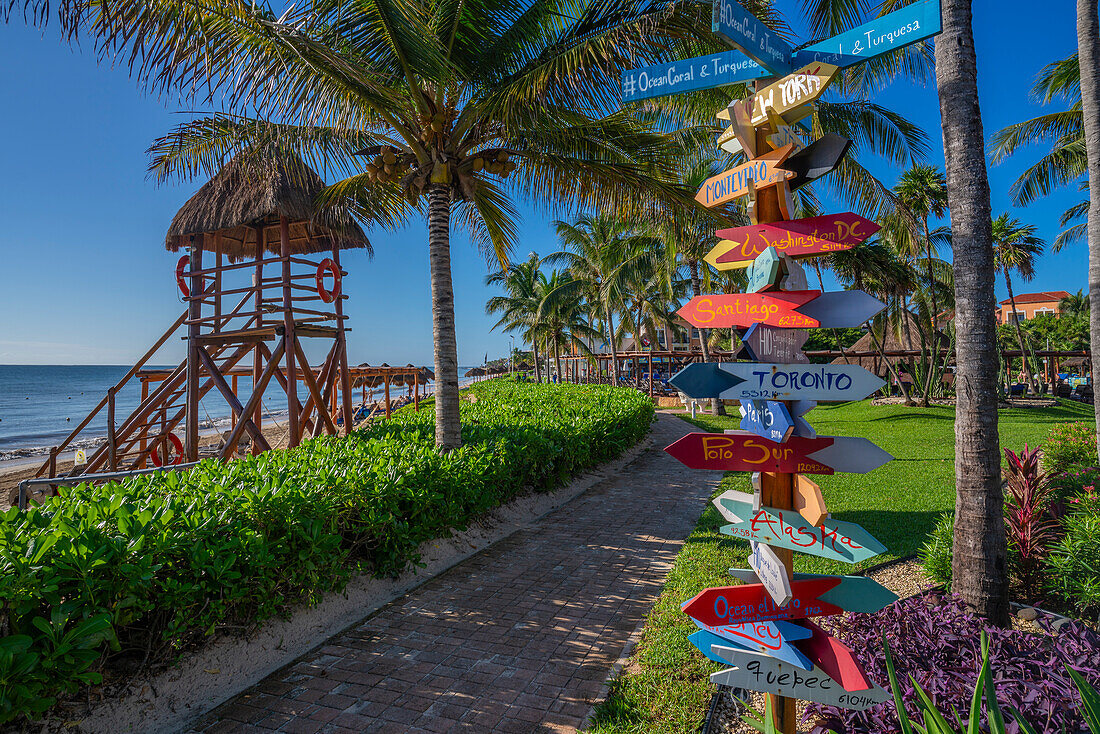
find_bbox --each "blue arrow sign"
[711,0,793,75]
[746,247,782,293]
[687,621,814,670]
[715,490,887,564]
[791,0,942,70]
[740,399,795,442]
[672,362,884,402]
[621,51,764,103]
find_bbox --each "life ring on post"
[176,255,191,297]
[316,259,341,303]
[150,433,184,467]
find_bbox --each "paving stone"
[188,415,715,733]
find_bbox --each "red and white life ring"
[150,433,184,467]
[316,259,342,303]
[176,255,191,297]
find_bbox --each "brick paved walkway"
[191,413,718,734]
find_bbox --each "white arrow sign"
[711,363,885,402]
[710,647,891,712]
[748,541,792,606]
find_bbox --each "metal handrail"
[17,461,201,510]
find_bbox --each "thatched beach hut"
[832,314,948,379]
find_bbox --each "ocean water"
[0,364,473,463]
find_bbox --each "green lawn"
[584,398,1095,734]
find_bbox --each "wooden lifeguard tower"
[31,152,368,482]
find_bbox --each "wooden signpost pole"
[753,85,797,734]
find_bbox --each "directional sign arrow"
[795,474,828,526]
[711,0,794,76]
[749,62,839,126]
[688,628,813,671]
[664,431,891,474]
[677,291,821,329]
[792,0,942,70]
[792,619,877,692]
[790,399,817,438]
[749,541,792,606]
[683,580,843,626]
[671,363,884,402]
[780,255,809,291]
[687,618,813,670]
[741,324,809,363]
[695,145,795,208]
[782,134,852,190]
[727,571,899,614]
[707,213,880,270]
[740,399,795,443]
[714,490,887,564]
[797,289,886,327]
[746,247,782,293]
[621,51,766,103]
[710,649,891,711]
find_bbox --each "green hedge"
[0,380,653,724]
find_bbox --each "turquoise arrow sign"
[727,570,899,614]
[715,490,887,564]
[673,363,884,402]
[746,247,782,293]
[740,399,795,443]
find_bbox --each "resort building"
[997,291,1071,324]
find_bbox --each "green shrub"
[1042,421,1098,476]
[1044,510,1100,623]
[0,380,653,724]
[919,511,955,588]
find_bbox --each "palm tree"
[1061,289,1091,320]
[992,213,1046,394]
[486,254,545,383]
[534,269,598,382]
[546,214,658,382]
[1079,0,1100,472]
[935,0,1009,625]
[34,0,701,451]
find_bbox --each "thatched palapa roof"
[165,153,369,260]
[831,313,949,378]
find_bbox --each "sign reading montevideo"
[695,145,794,207]
[621,51,764,103]
[711,0,793,75]
[749,62,839,126]
[707,213,880,270]
[714,490,886,564]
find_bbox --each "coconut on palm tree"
[992,213,1046,394]
[32,0,702,450]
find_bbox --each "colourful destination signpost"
[671,362,885,403]
[793,619,877,692]
[749,541,793,606]
[707,213,880,270]
[695,145,794,207]
[781,133,852,190]
[725,571,899,614]
[790,0,942,69]
[688,628,814,671]
[714,490,887,564]
[683,580,843,626]
[677,291,820,329]
[688,617,812,652]
[795,474,828,526]
[709,649,892,711]
[741,324,809,363]
[664,431,893,474]
[740,399,795,443]
[711,0,793,75]
[621,50,764,103]
[746,247,783,293]
[749,61,839,126]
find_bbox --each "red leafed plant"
[1003,445,1059,598]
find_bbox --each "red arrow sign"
[678,292,821,329]
[664,431,835,474]
[683,580,844,626]
[707,213,880,270]
[792,619,876,692]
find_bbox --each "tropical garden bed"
[0,379,654,727]
[584,399,1100,734]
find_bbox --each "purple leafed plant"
[806,594,1100,734]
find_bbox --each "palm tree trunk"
[935,0,1009,626]
[427,183,461,451]
[1078,0,1100,454]
[606,302,619,384]
[1004,271,1037,394]
[690,260,725,415]
[532,339,542,383]
[925,231,944,400]
[553,333,562,383]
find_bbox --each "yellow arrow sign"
[750,62,839,127]
[695,144,794,208]
[795,474,829,527]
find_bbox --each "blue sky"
[0,2,1083,366]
